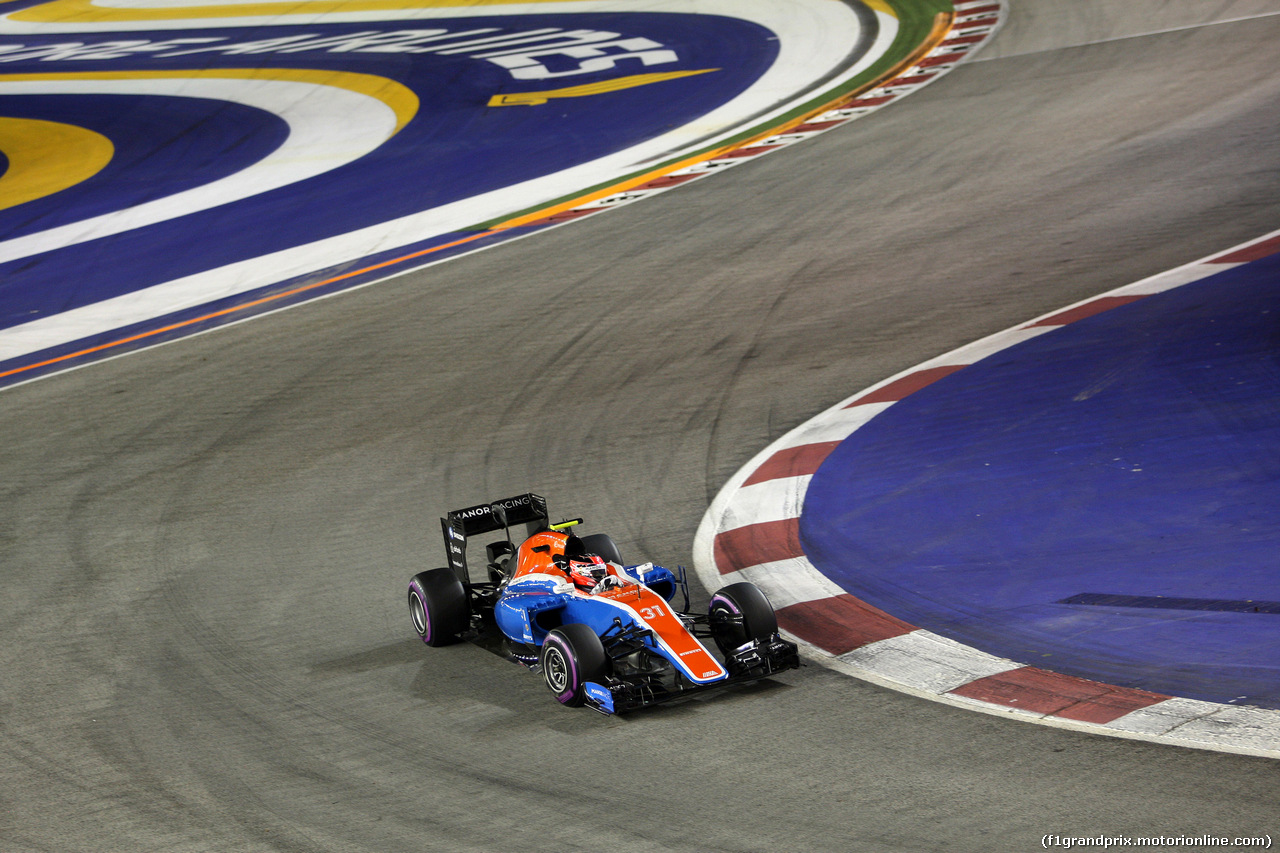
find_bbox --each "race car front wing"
[582,634,800,715]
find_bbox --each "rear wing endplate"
[441,493,549,582]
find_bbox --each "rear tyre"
[408,568,469,647]
[540,623,608,706]
[578,533,623,566]
[708,581,778,655]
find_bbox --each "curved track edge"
[693,209,1280,758]
[0,0,992,392]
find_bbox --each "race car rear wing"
[441,493,550,582]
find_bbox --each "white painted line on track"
[0,74,405,265]
[0,0,891,371]
[695,214,1280,759]
[694,0,1280,760]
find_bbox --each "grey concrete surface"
[4,2,1280,851]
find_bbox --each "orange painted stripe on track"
[495,12,955,231]
[1,11,957,383]
[0,229,493,380]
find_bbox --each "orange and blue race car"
[407,493,799,713]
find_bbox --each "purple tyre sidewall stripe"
[544,633,579,704]
[710,594,740,615]
[409,583,433,645]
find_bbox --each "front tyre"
[540,624,607,707]
[708,581,778,655]
[408,568,469,647]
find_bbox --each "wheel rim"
[409,590,430,638]
[710,600,746,649]
[544,646,569,693]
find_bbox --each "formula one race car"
[407,493,798,713]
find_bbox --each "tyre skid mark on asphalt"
[0,1,885,387]
[693,119,1280,757]
[0,0,962,388]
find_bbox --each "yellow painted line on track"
[0,7,955,383]
[489,69,719,107]
[494,10,954,230]
[9,0,584,24]
[0,230,494,381]
[0,117,113,210]
[0,68,419,133]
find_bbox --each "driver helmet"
[566,554,609,590]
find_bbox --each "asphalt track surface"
[4,1,1280,851]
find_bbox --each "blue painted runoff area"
[801,254,1280,708]
[0,222,554,386]
[0,13,777,333]
[0,95,289,241]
